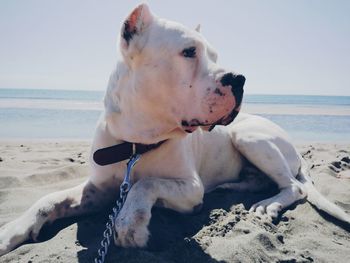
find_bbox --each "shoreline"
[1,102,350,116]
[0,138,92,143]
[0,138,349,144]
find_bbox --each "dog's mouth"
[181,109,240,133]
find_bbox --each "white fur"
[0,3,349,255]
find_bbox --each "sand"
[0,141,349,263]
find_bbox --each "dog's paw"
[114,208,151,248]
[0,221,22,256]
[0,243,9,257]
[0,238,10,257]
[249,201,282,220]
[0,215,47,256]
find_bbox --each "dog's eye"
[182,47,196,58]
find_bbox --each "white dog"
[1,3,349,255]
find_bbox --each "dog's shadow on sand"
[36,188,274,262]
[36,185,350,263]
[71,189,278,263]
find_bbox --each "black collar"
[93,141,165,166]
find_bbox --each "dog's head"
[105,4,245,143]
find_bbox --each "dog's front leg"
[114,176,204,248]
[0,180,114,256]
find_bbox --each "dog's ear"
[195,24,201,33]
[121,4,153,48]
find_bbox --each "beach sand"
[0,141,349,263]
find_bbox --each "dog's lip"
[181,107,241,133]
[187,110,240,132]
[181,118,224,133]
[182,126,198,133]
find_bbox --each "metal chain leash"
[94,154,141,263]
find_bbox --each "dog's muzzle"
[207,73,245,129]
[181,73,245,133]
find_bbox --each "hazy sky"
[1,0,349,95]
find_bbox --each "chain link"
[94,154,141,263]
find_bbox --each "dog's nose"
[220,73,245,106]
[220,73,245,89]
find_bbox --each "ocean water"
[243,94,350,107]
[0,88,349,141]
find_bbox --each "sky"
[0,0,349,95]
